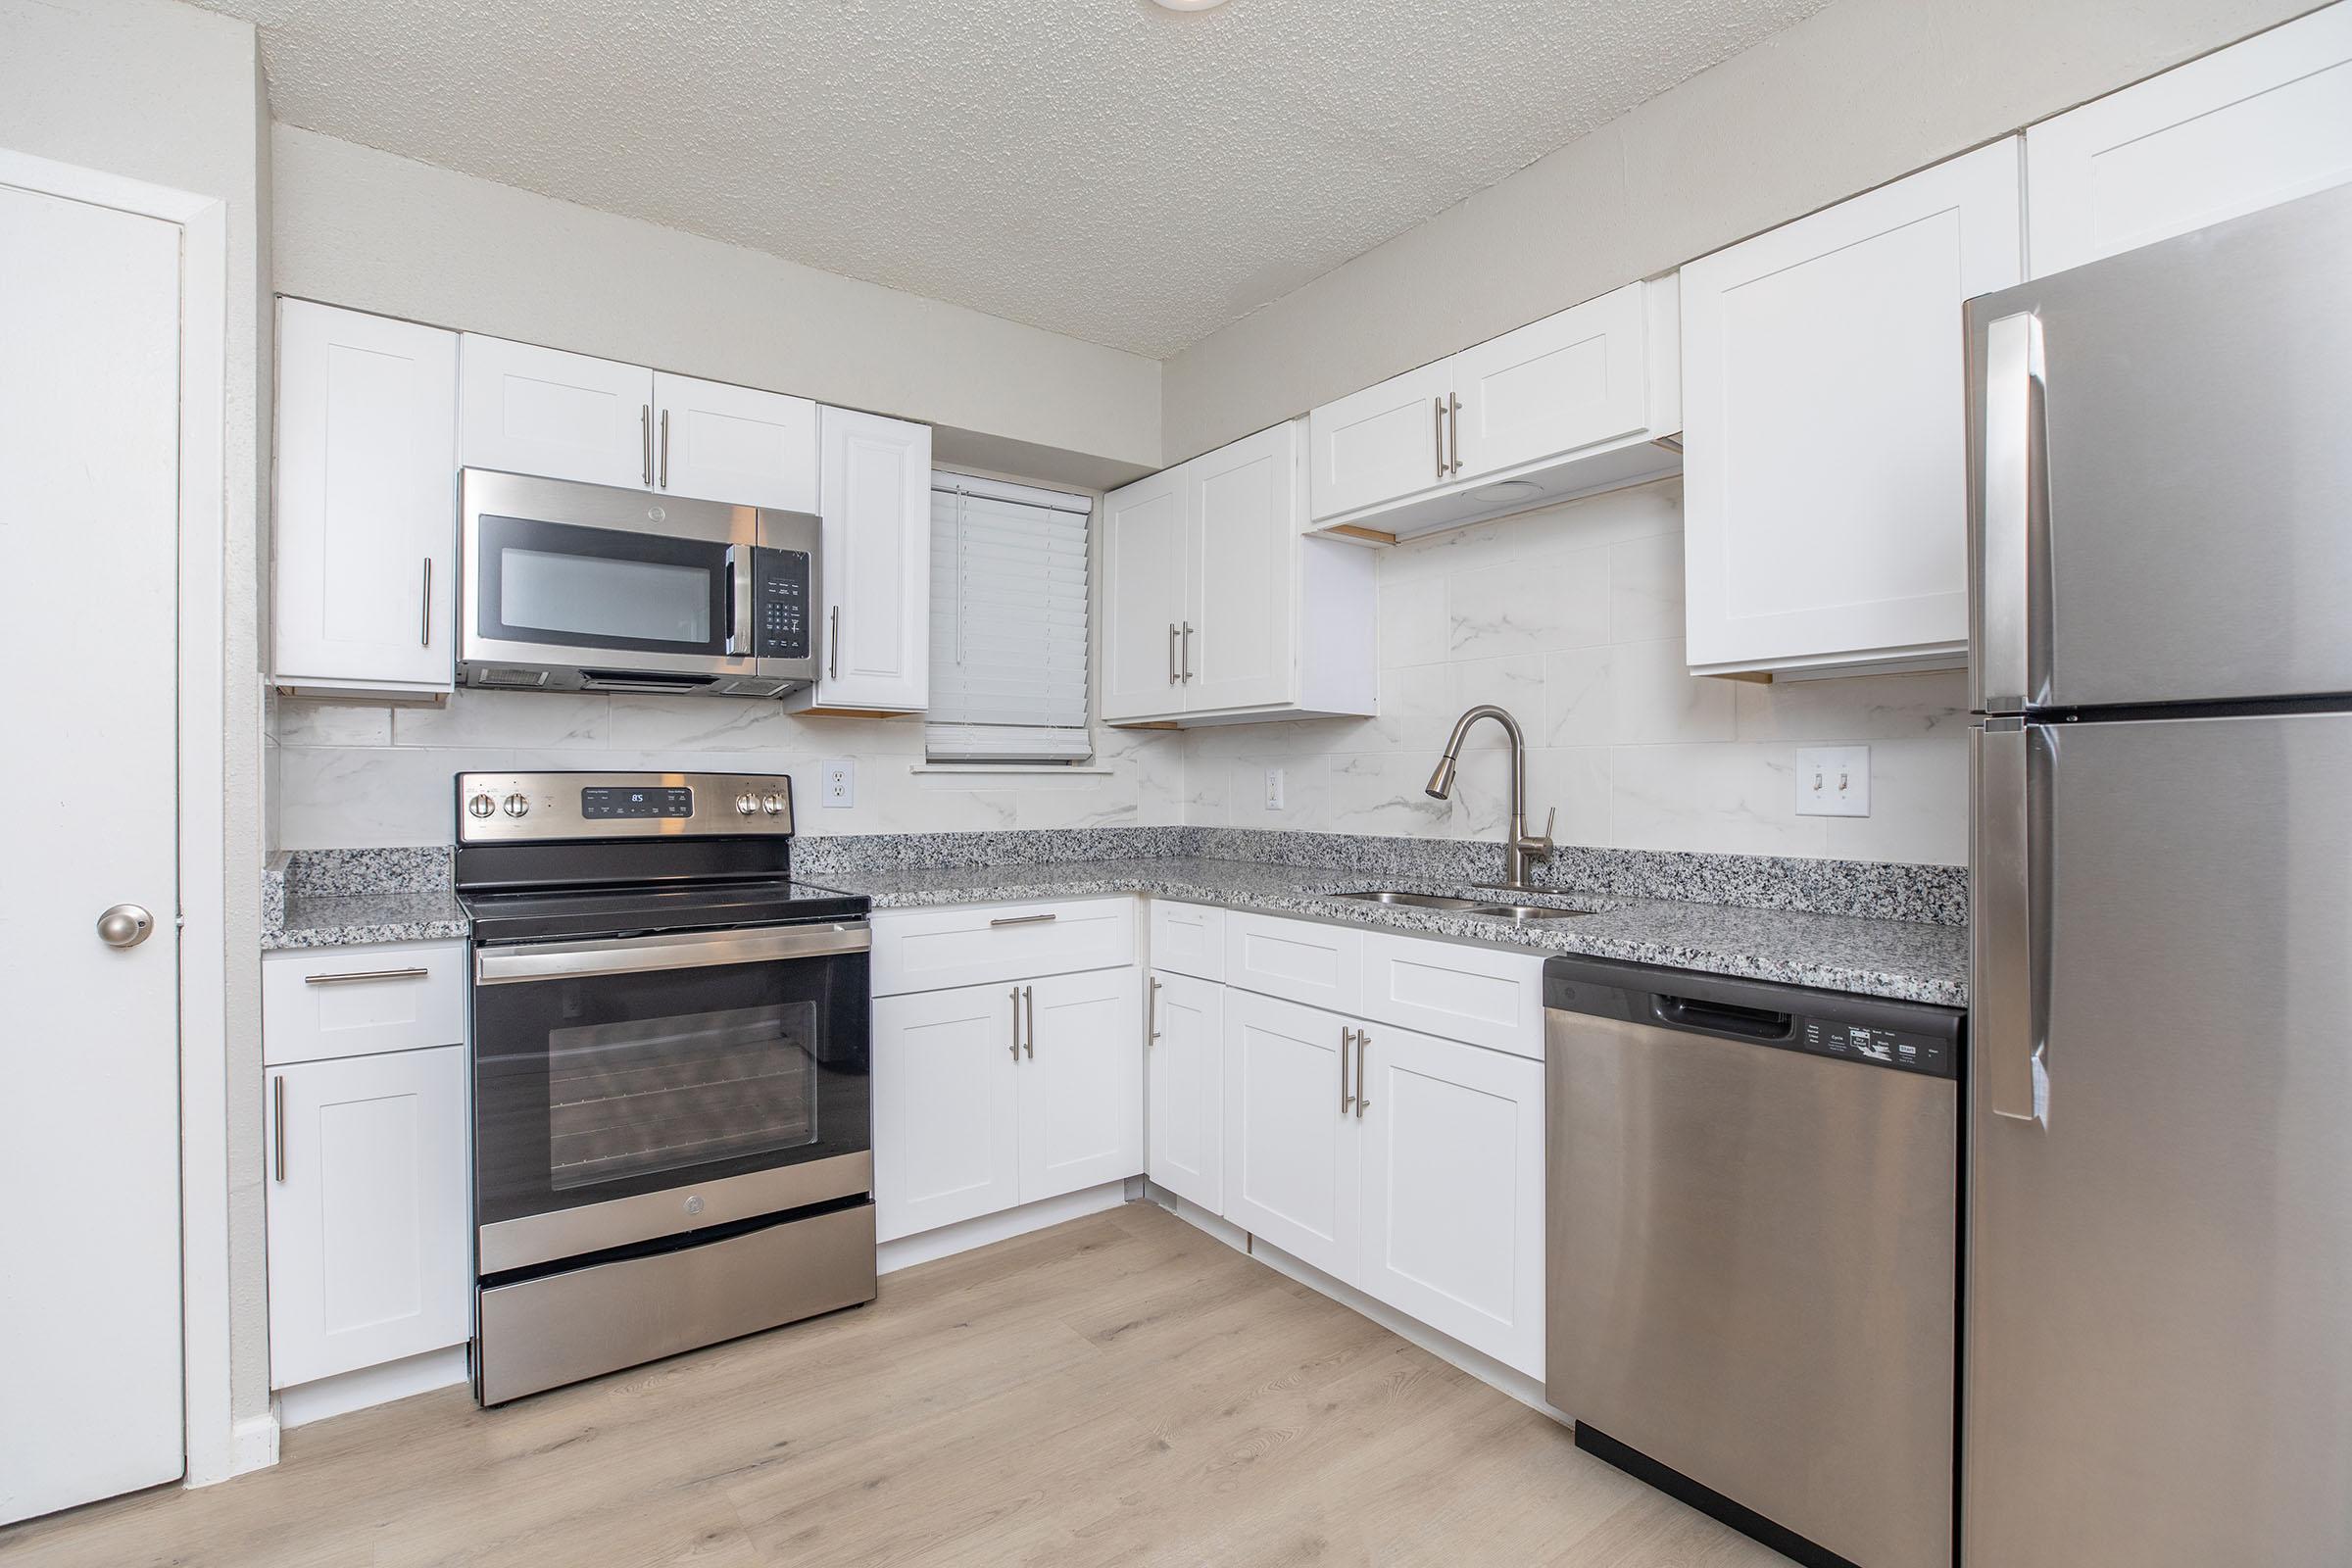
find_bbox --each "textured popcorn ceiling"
[203,0,1835,357]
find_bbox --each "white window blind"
[926,473,1093,762]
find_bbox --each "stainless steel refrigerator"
[1963,184,2352,1567]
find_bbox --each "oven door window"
[474,945,868,1229]
[476,513,730,657]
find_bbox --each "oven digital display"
[580,786,693,820]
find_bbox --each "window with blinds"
[926,473,1093,763]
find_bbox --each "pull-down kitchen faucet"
[1426,705,1555,893]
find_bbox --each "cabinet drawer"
[1148,900,1226,982]
[263,941,467,1066]
[1358,932,1545,1061]
[1224,911,1360,1014]
[870,898,1137,997]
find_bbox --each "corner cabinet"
[271,300,458,698]
[791,407,931,714]
[1100,419,1375,726]
[1679,139,2023,678]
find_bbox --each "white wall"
[271,125,1162,481]
[1160,0,2314,460]
[0,0,274,1449]
[1183,480,1972,865]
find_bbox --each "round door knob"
[761,792,786,816]
[502,793,530,818]
[466,792,497,819]
[96,904,155,949]
[735,792,759,816]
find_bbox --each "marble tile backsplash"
[1181,478,1973,866]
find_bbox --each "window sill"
[909,762,1114,776]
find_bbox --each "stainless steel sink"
[1331,890,1494,910]
[1469,904,1591,922]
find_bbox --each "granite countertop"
[265,886,471,951]
[800,856,1969,1007]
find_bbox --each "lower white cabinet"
[1145,970,1224,1213]
[265,1045,470,1390]
[1021,967,1145,1201]
[1221,989,1360,1280]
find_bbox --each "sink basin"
[1468,904,1591,923]
[1331,890,1494,910]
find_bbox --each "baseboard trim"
[877,1180,1132,1274]
[273,1345,469,1432]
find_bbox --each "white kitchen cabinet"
[1306,277,1683,541]
[1018,967,1144,1203]
[272,300,458,696]
[458,334,654,489]
[1147,900,1226,983]
[2027,5,2352,279]
[1356,931,1544,1062]
[794,406,931,713]
[651,370,817,511]
[1101,419,1375,726]
[868,897,1136,998]
[1353,1024,1545,1377]
[1221,988,1360,1280]
[265,1045,470,1390]
[1146,970,1223,1212]
[1680,139,2023,677]
[872,981,1023,1242]
[1224,910,1362,1015]
[261,940,468,1067]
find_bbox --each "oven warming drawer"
[476,1200,876,1405]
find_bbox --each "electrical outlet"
[1263,766,1286,811]
[820,759,855,809]
[1795,746,1870,817]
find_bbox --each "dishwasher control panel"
[1799,1018,1954,1076]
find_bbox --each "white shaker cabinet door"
[872,982,1023,1242]
[1145,970,1224,1214]
[1307,357,1454,521]
[266,1046,471,1390]
[652,371,817,511]
[1184,420,1300,713]
[1680,138,2022,676]
[1353,1026,1545,1378]
[1099,465,1192,722]
[1221,989,1359,1282]
[457,334,654,489]
[810,406,930,711]
[272,300,458,693]
[2028,5,2352,279]
[1017,967,1144,1204]
[1450,280,1652,480]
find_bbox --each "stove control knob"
[760,792,786,816]
[502,793,530,818]
[734,792,759,816]
[466,792,497,820]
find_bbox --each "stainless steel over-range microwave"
[458,468,819,698]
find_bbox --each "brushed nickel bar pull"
[1180,622,1194,682]
[419,558,432,647]
[659,408,670,488]
[1354,1029,1372,1118]
[1023,985,1036,1059]
[1434,397,1446,481]
[304,966,431,986]
[828,606,841,681]
[988,913,1058,928]
[1148,976,1161,1046]
[1339,1027,1355,1114]
[1009,988,1022,1061]
[1446,393,1462,476]
[1168,622,1180,685]
[271,1075,286,1183]
[641,403,654,487]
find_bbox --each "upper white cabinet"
[272,300,458,697]
[2028,5,2352,279]
[458,335,653,489]
[651,370,817,511]
[1680,139,2023,678]
[1305,277,1683,541]
[1100,419,1375,725]
[793,407,931,713]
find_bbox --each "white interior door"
[1145,971,1223,1213]
[1017,968,1144,1202]
[0,181,185,1522]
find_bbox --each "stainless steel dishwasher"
[1544,955,1964,1568]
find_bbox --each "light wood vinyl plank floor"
[1,1201,1789,1568]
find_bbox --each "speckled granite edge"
[281,846,455,895]
[264,848,465,951]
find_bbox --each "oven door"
[460,468,757,686]
[470,920,871,1276]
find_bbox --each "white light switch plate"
[820,759,854,809]
[1795,746,1870,817]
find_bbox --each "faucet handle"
[1519,807,1556,854]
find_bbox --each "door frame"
[0,149,240,1489]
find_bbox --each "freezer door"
[1966,710,2352,1567]
[1968,184,2352,710]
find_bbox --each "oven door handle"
[474,922,870,985]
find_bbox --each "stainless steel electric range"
[454,769,875,1405]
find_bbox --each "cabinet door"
[813,406,931,711]
[266,1046,470,1390]
[652,370,817,511]
[1451,281,1650,479]
[457,334,653,489]
[1353,1026,1544,1377]
[872,983,1022,1242]
[1681,139,2022,675]
[1307,357,1453,521]
[1146,971,1223,1213]
[1184,421,1299,712]
[1147,900,1225,983]
[1221,989,1358,1281]
[1017,967,1144,1203]
[1098,466,1190,722]
[2027,5,2352,279]
[273,301,458,692]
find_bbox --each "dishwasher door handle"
[1649,993,1794,1043]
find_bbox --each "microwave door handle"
[723,545,747,657]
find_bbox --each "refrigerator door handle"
[1974,718,2045,1124]
[1975,310,2047,713]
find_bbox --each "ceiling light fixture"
[1151,0,1231,11]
